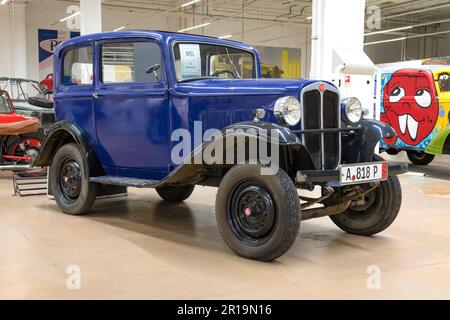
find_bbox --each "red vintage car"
[0,90,41,165]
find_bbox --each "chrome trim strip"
[320,89,325,170]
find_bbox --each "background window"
[101,42,162,83]
[173,43,256,81]
[63,46,93,86]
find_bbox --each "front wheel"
[215,165,301,261]
[407,151,435,165]
[330,175,402,236]
[50,143,97,215]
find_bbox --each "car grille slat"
[302,90,322,168]
[323,91,340,169]
[301,87,340,170]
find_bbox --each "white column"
[310,0,367,80]
[10,2,27,78]
[80,0,102,35]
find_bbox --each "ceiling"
[29,0,450,37]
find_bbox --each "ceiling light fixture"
[365,37,406,46]
[306,16,312,20]
[1,0,9,5]
[180,0,202,7]
[365,28,450,46]
[60,11,80,23]
[113,26,126,32]
[218,34,232,39]
[178,22,210,33]
[365,25,413,36]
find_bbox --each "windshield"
[0,92,12,113]
[0,79,45,101]
[173,42,256,82]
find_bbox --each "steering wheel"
[211,70,236,78]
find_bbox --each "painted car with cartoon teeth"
[33,31,407,261]
[380,67,450,165]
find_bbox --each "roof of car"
[56,30,256,53]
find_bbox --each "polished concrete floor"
[0,155,449,300]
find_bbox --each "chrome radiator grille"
[301,85,341,170]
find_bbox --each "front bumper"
[296,161,408,184]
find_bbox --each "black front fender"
[163,121,316,186]
[33,121,103,177]
[342,119,396,164]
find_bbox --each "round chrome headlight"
[341,97,363,124]
[274,96,301,126]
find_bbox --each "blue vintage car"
[34,31,407,261]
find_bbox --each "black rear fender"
[32,121,103,177]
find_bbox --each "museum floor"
[0,155,449,300]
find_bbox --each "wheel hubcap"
[228,182,277,245]
[59,159,81,200]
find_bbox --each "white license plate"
[340,162,388,185]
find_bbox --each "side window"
[437,73,450,93]
[101,41,162,83]
[63,46,94,86]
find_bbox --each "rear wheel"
[6,133,42,164]
[215,165,300,261]
[330,175,402,236]
[155,185,195,202]
[50,143,97,215]
[406,151,435,165]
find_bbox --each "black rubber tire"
[50,143,97,215]
[28,96,54,109]
[155,184,195,202]
[330,175,402,236]
[216,165,301,261]
[406,151,435,165]
[6,132,43,153]
[5,133,43,164]
[386,148,400,156]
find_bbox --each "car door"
[93,38,171,179]
[55,44,97,145]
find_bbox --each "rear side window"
[62,46,94,86]
[101,41,162,83]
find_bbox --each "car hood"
[171,78,337,132]
[13,101,54,113]
[173,78,332,97]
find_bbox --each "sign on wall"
[38,29,80,88]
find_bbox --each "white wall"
[0,5,13,77]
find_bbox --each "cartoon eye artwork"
[414,89,432,108]
[389,87,405,103]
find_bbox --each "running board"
[89,176,160,188]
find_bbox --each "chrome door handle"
[92,93,99,99]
